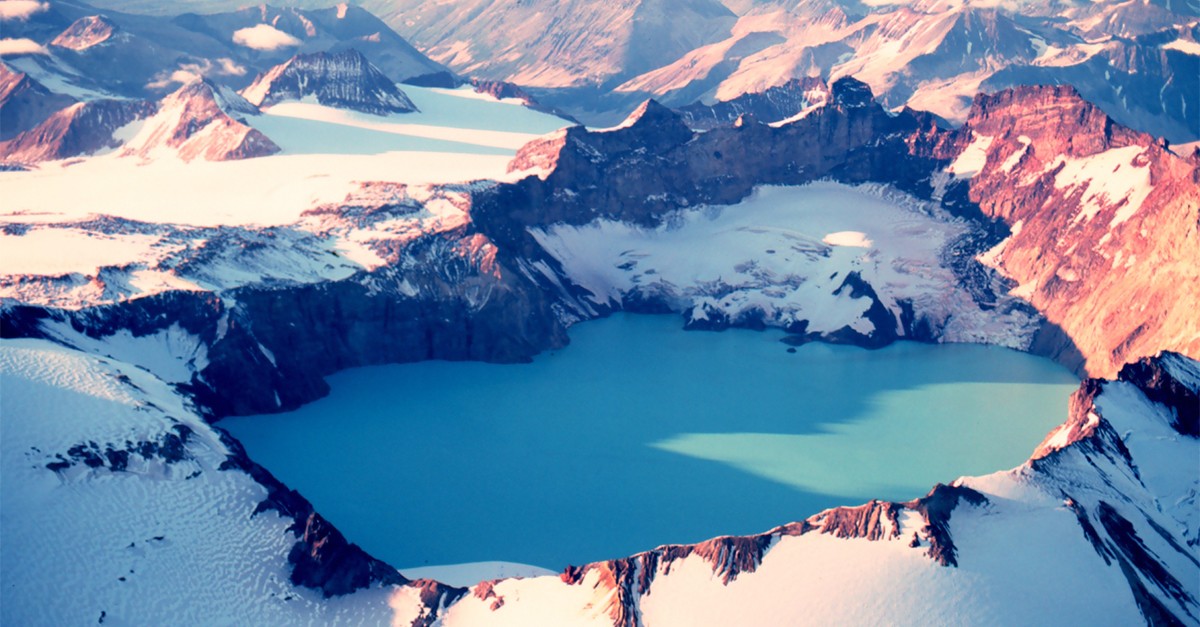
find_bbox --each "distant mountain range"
[12,0,1198,141]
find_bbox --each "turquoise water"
[223,314,1078,572]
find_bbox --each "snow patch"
[948,133,994,179]
[822,231,872,248]
[533,182,1037,344]
[0,229,165,276]
[1054,146,1152,227]
[1162,39,1200,56]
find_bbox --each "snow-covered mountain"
[170,3,447,83]
[0,77,281,164]
[0,0,446,114]
[121,78,281,161]
[360,0,1198,142]
[0,62,76,140]
[360,0,739,87]
[0,97,155,163]
[602,1,1199,141]
[241,48,418,115]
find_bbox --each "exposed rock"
[51,15,119,51]
[214,428,408,597]
[123,78,280,162]
[241,49,418,115]
[0,63,76,141]
[676,76,830,130]
[556,482,987,625]
[402,71,461,88]
[500,76,944,239]
[1116,353,1199,437]
[0,99,155,163]
[470,78,579,123]
[958,85,1200,377]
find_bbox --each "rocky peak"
[240,48,418,115]
[830,76,874,109]
[606,99,694,148]
[964,85,1146,159]
[677,76,831,130]
[0,99,155,164]
[51,15,119,52]
[1116,352,1199,437]
[123,78,280,162]
[470,78,579,122]
[0,63,76,141]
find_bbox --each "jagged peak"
[169,78,260,118]
[610,98,684,131]
[241,48,417,115]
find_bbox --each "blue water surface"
[223,313,1078,572]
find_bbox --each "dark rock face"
[1117,353,1199,437]
[403,71,461,88]
[676,76,830,130]
[497,77,944,244]
[213,428,409,598]
[470,78,579,123]
[44,425,193,473]
[0,63,76,141]
[241,49,418,115]
[0,98,155,163]
[1029,352,1200,625]
[1,228,574,418]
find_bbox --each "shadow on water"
[223,313,1079,571]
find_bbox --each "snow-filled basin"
[222,313,1078,579]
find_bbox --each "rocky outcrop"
[555,482,988,626]
[470,78,579,123]
[1028,351,1200,624]
[241,49,418,115]
[0,63,76,141]
[215,429,408,596]
[124,79,280,162]
[0,98,155,163]
[676,76,830,130]
[0,223,577,418]
[1117,353,1199,437]
[954,85,1200,378]
[51,15,119,51]
[498,77,944,239]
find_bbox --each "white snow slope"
[533,182,1040,347]
[0,85,570,228]
[0,339,400,625]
